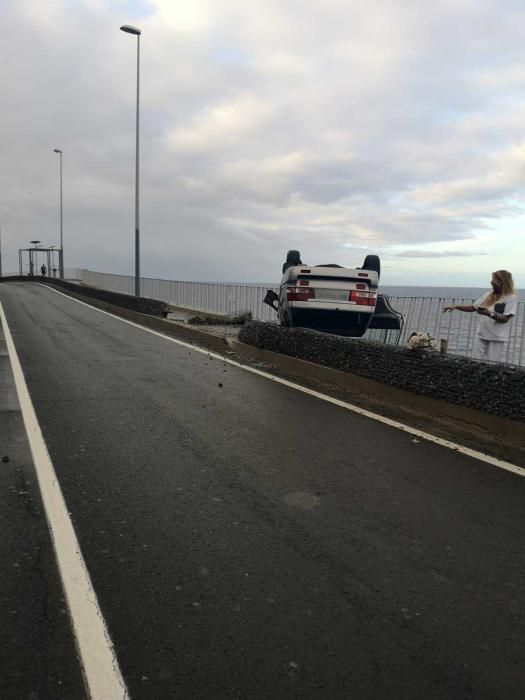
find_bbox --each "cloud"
[1,0,525,283]
[393,250,489,258]
[167,95,276,152]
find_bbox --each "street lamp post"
[120,24,142,298]
[53,149,64,279]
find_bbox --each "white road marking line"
[35,284,525,478]
[0,302,129,700]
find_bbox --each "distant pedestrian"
[443,270,517,363]
[40,264,47,277]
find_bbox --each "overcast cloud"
[1,0,525,286]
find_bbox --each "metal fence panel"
[76,270,525,367]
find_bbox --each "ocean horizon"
[231,283,525,302]
[380,285,525,301]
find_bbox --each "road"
[1,281,524,700]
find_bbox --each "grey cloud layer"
[1,0,524,281]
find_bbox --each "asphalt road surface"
[1,282,524,700]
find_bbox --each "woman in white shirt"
[443,270,517,363]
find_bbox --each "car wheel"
[362,254,380,279]
[286,250,302,265]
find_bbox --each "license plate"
[316,289,349,301]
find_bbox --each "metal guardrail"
[2,269,84,281]
[364,296,525,367]
[81,270,279,322]
[76,270,525,367]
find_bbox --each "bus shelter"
[19,245,61,277]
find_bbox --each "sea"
[256,284,525,302]
[380,286,525,301]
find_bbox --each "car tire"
[362,254,380,279]
[286,250,302,265]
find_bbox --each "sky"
[1,0,525,287]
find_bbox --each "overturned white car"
[264,250,403,338]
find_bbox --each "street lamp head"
[53,149,62,153]
[120,24,141,35]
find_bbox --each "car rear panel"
[280,264,379,335]
[283,265,379,287]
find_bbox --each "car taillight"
[349,290,376,306]
[287,286,316,301]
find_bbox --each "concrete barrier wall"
[49,279,170,317]
[239,321,525,422]
[0,277,169,317]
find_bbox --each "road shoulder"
[0,328,87,700]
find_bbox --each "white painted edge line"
[0,301,129,700]
[37,284,525,478]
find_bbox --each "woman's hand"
[442,305,455,312]
[476,306,491,316]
